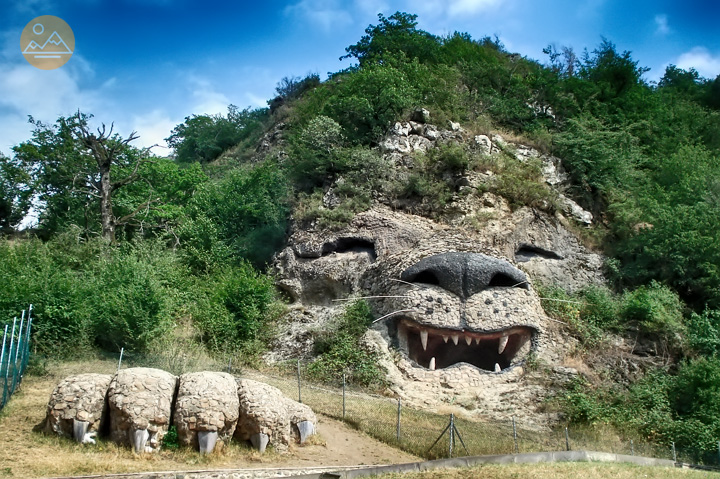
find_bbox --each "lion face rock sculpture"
[274,202,604,426]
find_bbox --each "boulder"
[174,371,239,453]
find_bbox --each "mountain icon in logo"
[23,31,73,55]
[20,15,75,70]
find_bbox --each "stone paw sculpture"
[107,367,177,453]
[35,373,112,444]
[235,379,317,453]
[39,368,317,454]
[174,371,239,453]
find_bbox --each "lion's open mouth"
[395,318,535,372]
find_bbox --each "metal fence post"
[717,440,720,466]
[297,359,302,403]
[342,373,346,420]
[6,318,17,386]
[396,398,401,442]
[512,416,519,453]
[631,439,634,456]
[449,414,455,458]
[565,427,570,451]
[15,314,24,369]
[672,441,677,462]
[23,310,33,372]
[0,325,7,406]
[117,347,124,371]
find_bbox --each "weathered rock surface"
[269,112,607,427]
[107,367,177,452]
[37,373,112,443]
[174,372,239,453]
[235,379,316,452]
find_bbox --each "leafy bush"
[0,235,182,355]
[622,281,685,341]
[181,161,290,269]
[687,309,720,357]
[308,301,385,387]
[191,262,275,353]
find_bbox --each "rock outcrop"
[268,113,609,427]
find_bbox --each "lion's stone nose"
[400,252,528,299]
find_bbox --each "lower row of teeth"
[426,357,503,372]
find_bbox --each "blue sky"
[1,0,719,156]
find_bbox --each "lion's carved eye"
[320,237,377,262]
[514,244,563,262]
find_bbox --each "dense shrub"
[308,301,385,387]
[180,160,290,269]
[191,262,275,352]
[687,309,720,357]
[0,235,181,355]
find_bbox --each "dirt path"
[285,414,419,467]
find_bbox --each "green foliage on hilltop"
[166,105,268,164]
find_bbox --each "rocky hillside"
[2,10,720,457]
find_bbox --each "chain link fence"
[1,305,33,412]
[238,360,720,467]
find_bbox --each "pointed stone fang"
[498,335,509,354]
[465,336,472,346]
[443,336,449,343]
[429,357,436,371]
[474,337,481,345]
[420,330,428,351]
[451,335,459,345]
[495,363,502,373]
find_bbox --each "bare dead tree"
[73,116,157,243]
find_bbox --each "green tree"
[12,113,154,242]
[341,12,439,65]
[0,152,33,232]
[166,105,268,163]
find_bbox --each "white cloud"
[188,77,230,116]
[130,109,178,150]
[447,0,502,16]
[284,0,353,32]
[654,14,670,35]
[245,92,269,109]
[0,58,107,153]
[10,0,55,14]
[676,47,720,79]
[352,0,388,17]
